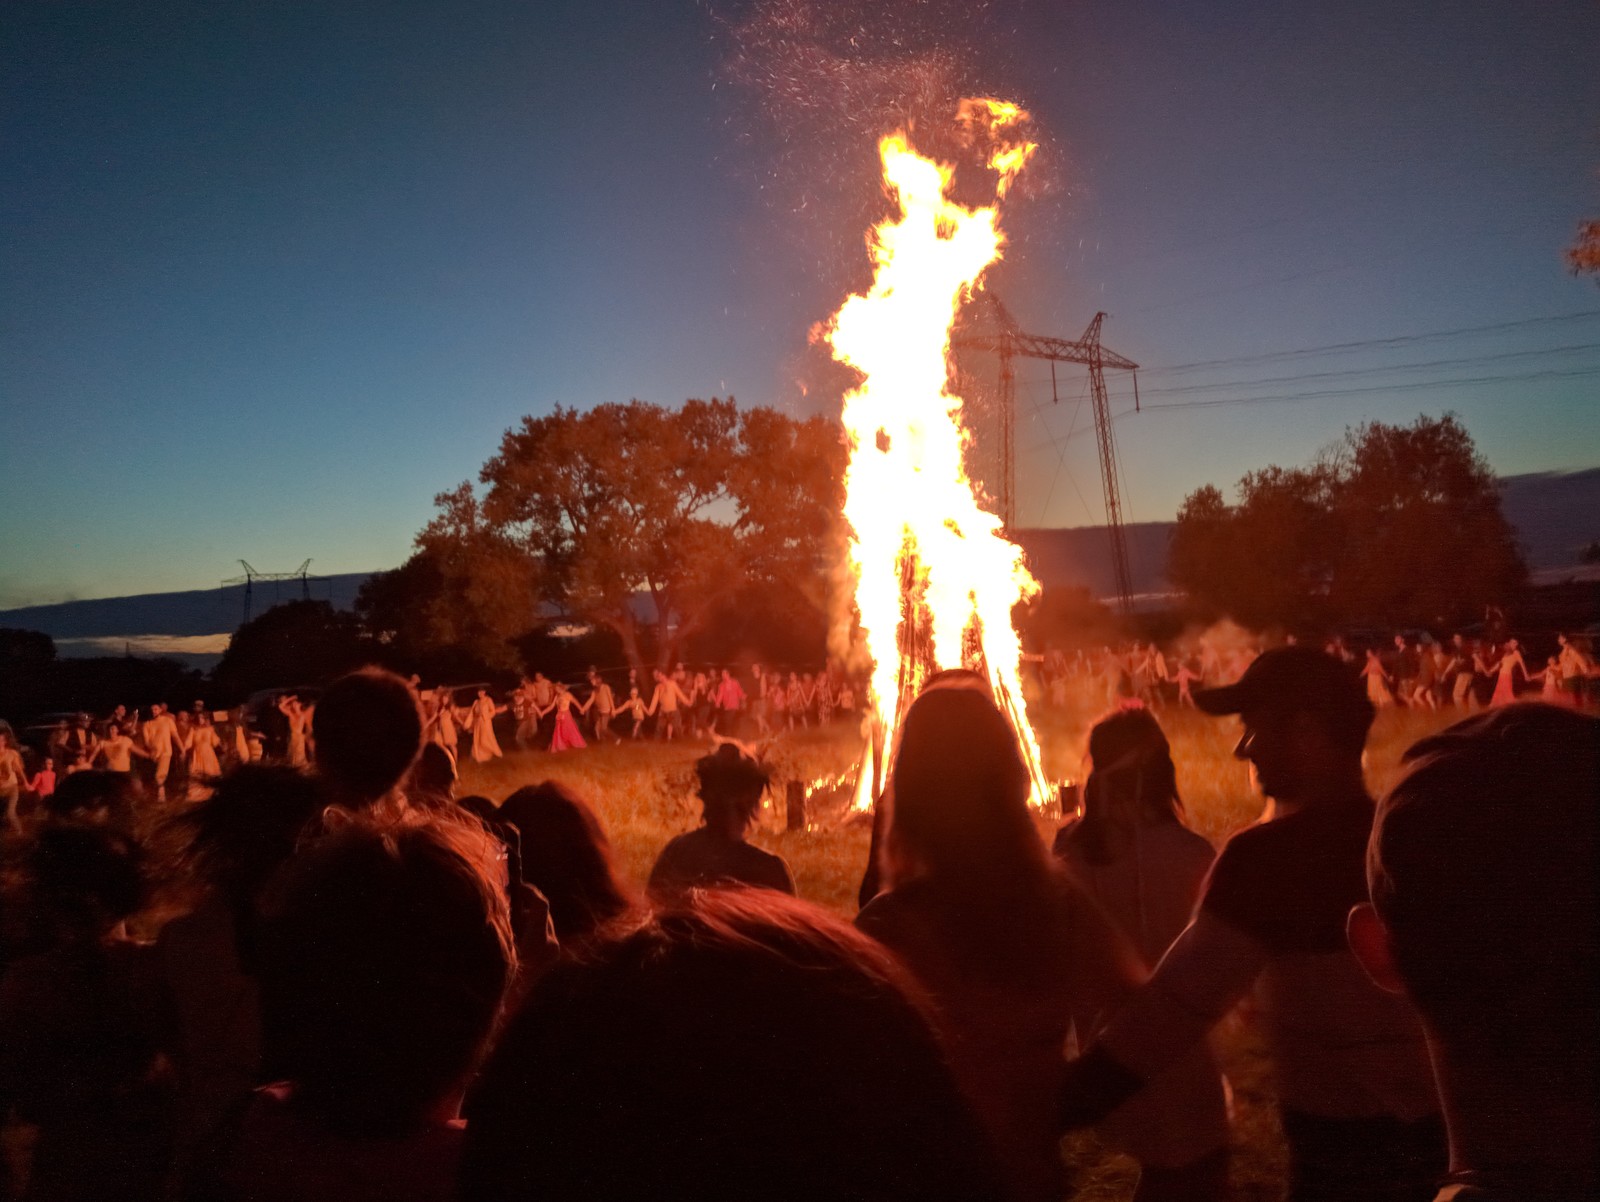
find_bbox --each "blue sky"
[3,0,1597,607]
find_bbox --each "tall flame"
[821,99,1050,808]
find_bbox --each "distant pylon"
[220,558,318,624]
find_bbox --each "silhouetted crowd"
[0,652,1595,1201]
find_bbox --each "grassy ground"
[459,698,1470,1201]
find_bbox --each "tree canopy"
[1167,414,1526,630]
[395,398,845,669]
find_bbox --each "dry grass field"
[458,696,1474,1202]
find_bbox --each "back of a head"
[313,667,423,805]
[1370,704,1598,1069]
[27,822,145,938]
[1071,703,1184,866]
[461,889,1004,1202]
[498,782,632,943]
[888,684,1039,887]
[258,807,515,1137]
[694,743,770,830]
[171,764,328,913]
[1196,645,1375,758]
[407,742,458,807]
[46,768,140,830]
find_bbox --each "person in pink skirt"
[546,682,588,752]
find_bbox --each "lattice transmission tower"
[952,293,1141,613]
[220,559,319,624]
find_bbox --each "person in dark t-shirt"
[1060,646,1443,1202]
[648,743,795,899]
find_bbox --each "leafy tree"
[212,600,375,702]
[1168,414,1525,629]
[1567,218,1600,279]
[426,398,844,670]
[357,519,541,676]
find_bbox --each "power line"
[1135,310,1600,377]
[1132,342,1600,398]
[1138,364,1600,413]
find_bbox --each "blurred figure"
[459,889,1006,1202]
[313,667,424,811]
[1060,648,1442,1202]
[158,765,328,1178]
[406,742,459,809]
[0,727,25,834]
[1556,633,1593,706]
[193,807,516,1202]
[647,743,794,899]
[1486,639,1528,707]
[44,768,140,831]
[184,711,224,796]
[497,783,634,946]
[859,677,1224,1201]
[467,688,504,763]
[1350,704,1598,1202]
[0,824,174,1201]
[276,695,312,768]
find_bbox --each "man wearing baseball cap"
[1059,646,1444,1201]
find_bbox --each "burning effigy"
[818,99,1051,809]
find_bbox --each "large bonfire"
[820,98,1051,808]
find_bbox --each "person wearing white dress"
[185,713,223,795]
[469,689,505,762]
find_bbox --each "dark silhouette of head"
[1196,646,1374,802]
[25,822,145,942]
[460,889,1004,1202]
[1365,704,1597,1065]
[497,782,633,944]
[694,743,771,835]
[258,807,515,1138]
[407,742,458,807]
[1067,702,1187,866]
[45,768,140,830]
[313,667,424,807]
[168,764,327,919]
[1351,703,1599,1188]
[886,680,1038,890]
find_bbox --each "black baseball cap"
[1194,645,1373,730]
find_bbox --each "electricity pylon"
[220,558,317,624]
[953,293,1141,613]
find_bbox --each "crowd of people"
[5,627,1589,827]
[1030,629,1599,714]
[0,645,1592,1202]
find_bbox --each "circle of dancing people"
[415,662,863,766]
[1030,627,1598,716]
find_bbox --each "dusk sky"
[4,0,1597,609]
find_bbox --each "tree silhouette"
[1169,414,1525,629]
[418,398,844,670]
[212,600,374,702]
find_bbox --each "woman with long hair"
[856,675,1227,1202]
[498,782,635,946]
[1054,704,1217,968]
[1487,638,1529,706]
